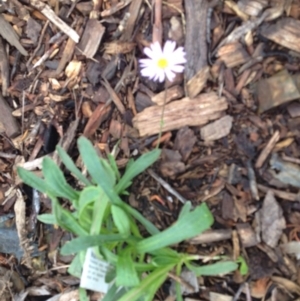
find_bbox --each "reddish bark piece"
[83,104,111,137]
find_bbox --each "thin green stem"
[156,82,167,149]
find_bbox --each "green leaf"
[178,201,192,219]
[116,249,140,287]
[60,234,128,255]
[187,261,238,276]
[56,145,91,186]
[237,256,249,275]
[118,264,173,301]
[77,137,120,204]
[111,205,130,236]
[136,203,213,253]
[42,157,79,202]
[115,149,161,194]
[107,153,121,180]
[68,252,83,277]
[78,186,103,222]
[17,167,48,194]
[37,213,56,224]
[52,197,87,236]
[120,202,159,236]
[79,288,89,301]
[102,284,128,301]
[91,190,109,235]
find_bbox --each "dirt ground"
[2,0,300,300]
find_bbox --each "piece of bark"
[255,130,280,169]
[0,37,9,96]
[287,102,300,118]
[225,0,249,21]
[260,18,300,53]
[217,42,250,68]
[237,0,268,17]
[200,115,233,141]
[260,190,286,248]
[29,0,79,43]
[101,78,125,114]
[184,0,208,80]
[77,19,105,58]
[151,86,184,106]
[269,153,300,189]
[186,66,210,99]
[100,0,132,17]
[0,14,27,56]
[0,94,19,138]
[47,37,76,78]
[189,229,233,244]
[120,0,142,41]
[257,70,300,113]
[133,92,228,137]
[257,184,298,202]
[83,103,112,137]
[174,127,196,161]
[236,223,259,247]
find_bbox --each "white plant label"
[80,248,112,293]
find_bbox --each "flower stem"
[156,82,167,149]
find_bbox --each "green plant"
[18,137,241,301]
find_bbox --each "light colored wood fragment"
[77,19,105,58]
[133,92,228,137]
[0,15,28,56]
[225,0,249,21]
[257,70,300,113]
[236,223,258,247]
[100,0,132,17]
[237,0,268,17]
[217,42,250,68]
[151,85,184,106]
[189,229,232,244]
[257,184,298,202]
[186,65,210,99]
[261,18,300,53]
[200,115,233,141]
[30,0,79,43]
[255,130,280,169]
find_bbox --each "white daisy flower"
[139,40,186,83]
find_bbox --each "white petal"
[171,48,187,64]
[169,64,185,73]
[163,40,176,56]
[158,69,166,82]
[165,69,175,82]
[144,47,155,59]
[139,58,153,67]
[150,42,163,57]
[141,66,157,79]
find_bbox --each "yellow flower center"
[157,57,168,69]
